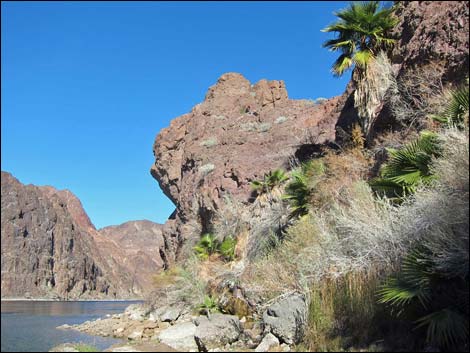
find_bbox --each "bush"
[386,62,446,129]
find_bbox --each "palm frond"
[322,1,397,76]
[415,309,469,348]
[432,85,469,128]
[370,132,442,199]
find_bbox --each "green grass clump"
[75,344,99,352]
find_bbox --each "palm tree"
[283,160,325,217]
[369,131,442,200]
[193,233,219,260]
[322,1,398,77]
[378,248,469,349]
[251,169,288,195]
[432,84,469,128]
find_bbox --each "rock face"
[391,1,469,83]
[98,220,165,294]
[1,171,165,299]
[151,72,345,245]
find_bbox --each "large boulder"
[125,304,151,321]
[157,321,198,352]
[262,293,308,345]
[255,333,280,352]
[194,314,243,351]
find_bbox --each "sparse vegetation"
[200,137,218,147]
[199,163,215,176]
[75,344,99,352]
[243,122,468,350]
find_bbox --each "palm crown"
[322,1,398,76]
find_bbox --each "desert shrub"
[369,131,442,200]
[246,190,290,261]
[199,163,215,176]
[258,122,272,132]
[212,194,248,243]
[275,116,288,124]
[240,122,272,133]
[386,62,446,129]
[200,137,218,147]
[351,123,365,150]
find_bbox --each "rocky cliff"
[1,171,165,299]
[150,1,469,264]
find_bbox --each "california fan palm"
[322,1,398,76]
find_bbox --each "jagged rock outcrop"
[391,1,469,83]
[1,171,165,299]
[151,73,346,245]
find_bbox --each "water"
[1,300,142,352]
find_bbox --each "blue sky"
[1,1,350,229]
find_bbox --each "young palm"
[369,131,442,199]
[432,84,469,128]
[322,1,398,76]
[378,248,469,349]
[251,169,288,195]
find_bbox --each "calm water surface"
[1,300,142,352]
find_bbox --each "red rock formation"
[1,172,165,299]
[151,73,346,248]
[391,1,469,83]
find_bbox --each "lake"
[1,300,142,352]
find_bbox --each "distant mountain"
[1,171,166,299]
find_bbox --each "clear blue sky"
[1,1,350,229]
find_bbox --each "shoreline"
[1,298,143,302]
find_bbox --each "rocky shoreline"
[54,296,305,352]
